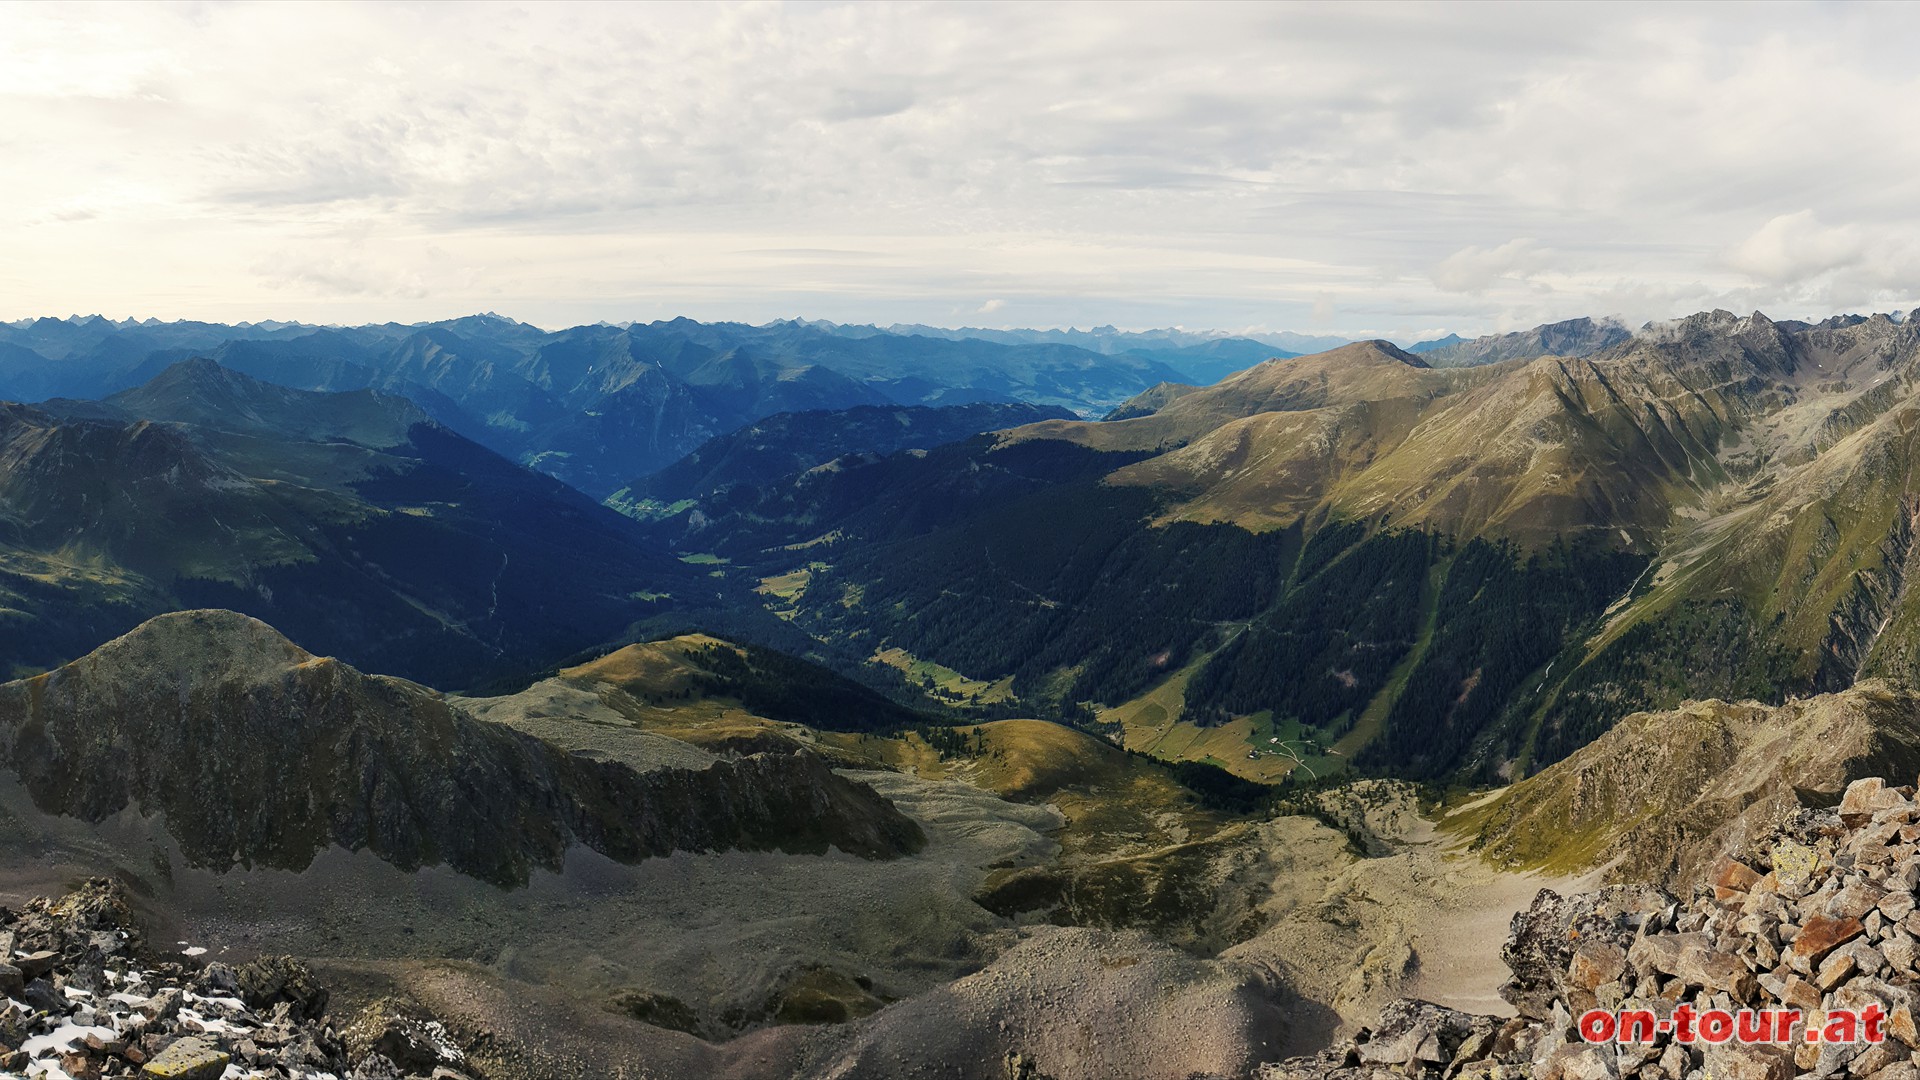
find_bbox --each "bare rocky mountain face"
[1461,681,1920,888]
[0,610,923,888]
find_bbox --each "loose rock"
[0,878,478,1080]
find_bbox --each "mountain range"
[0,313,1654,504]
[0,357,698,687]
[0,315,1212,498]
[805,319,1344,356]
[1408,316,1631,368]
[0,610,924,887]
[606,400,1073,521]
[15,303,1920,1079]
[653,308,1920,787]
[14,306,1917,781]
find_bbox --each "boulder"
[140,987,185,1023]
[1841,778,1907,826]
[22,978,62,1012]
[1500,885,1673,1020]
[1793,914,1865,965]
[342,998,469,1076]
[140,1036,231,1080]
[235,955,330,1021]
[14,950,57,978]
[1713,856,1763,899]
[1541,1045,1618,1080]
[1567,941,1628,991]
[1829,881,1889,918]
[1702,1043,1793,1080]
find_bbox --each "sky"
[3,1,1919,341]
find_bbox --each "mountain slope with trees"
[653,309,1920,783]
[3,359,699,687]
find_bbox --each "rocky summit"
[1269,777,1920,1080]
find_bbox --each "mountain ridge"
[608,400,1075,525]
[659,307,1920,785]
[3,359,697,688]
[0,315,1210,497]
[0,609,925,887]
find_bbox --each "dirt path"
[1226,783,1590,1050]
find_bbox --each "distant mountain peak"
[1416,316,1631,368]
[1297,339,1429,369]
[1406,332,1464,354]
[108,357,432,446]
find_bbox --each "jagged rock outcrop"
[0,610,924,887]
[1267,776,1920,1080]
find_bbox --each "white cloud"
[976,299,1005,315]
[1430,239,1548,294]
[1,2,1919,334]
[252,252,429,300]
[1725,212,1866,285]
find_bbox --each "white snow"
[26,1059,75,1080]
[20,1022,117,1057]
[180,1006,249,1034]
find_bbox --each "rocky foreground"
[0,880,471,1080]
[1269,777,1920,1080]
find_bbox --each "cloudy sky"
[4,1,1918,339]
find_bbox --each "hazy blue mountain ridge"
[8,358,700,688]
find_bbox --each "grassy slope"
[489,647,1231,864]
[825,718,1227,861]
[1099,655,1343,783]
[870,646,1015,705]
[1445,681,1920,886]
[463,636,815,764]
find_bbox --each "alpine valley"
[14,308,1920,1080]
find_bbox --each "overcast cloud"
[3,1,1918,339]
